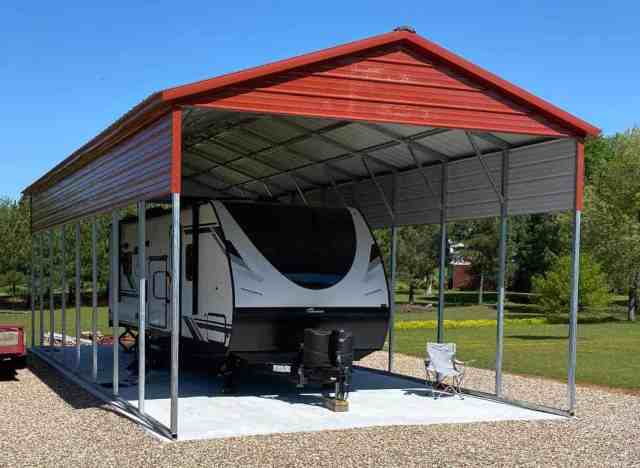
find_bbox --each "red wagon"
[0,325,27,367]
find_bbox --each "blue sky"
[1,1,638,199]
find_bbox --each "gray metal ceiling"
[182,107,577,228]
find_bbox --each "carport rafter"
[322,165,347,207]
[189,131,325,189]
[220,127,423,194]
[360,155,395,223]
[359,122,451,163]
[406,143,441,207]
[184,149,283,196]
[233,124,362,182]
[271,116,400,173]
[465,131,504,205]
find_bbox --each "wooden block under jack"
[323,397,349,412]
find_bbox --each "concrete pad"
[38,345,562,441]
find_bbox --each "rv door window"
[224,203,356,290]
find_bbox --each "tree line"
[373,129,640,321]
[1,129,638,319]
[0,202,112,301]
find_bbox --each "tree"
[397,225,440,304]
[510,214,567,292]
[0,198,31,296]
[583,129,640,321]
[531,253,612,314]
[460,219,499,304]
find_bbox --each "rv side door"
[148,255,169,328]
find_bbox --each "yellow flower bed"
[396,318,546,330]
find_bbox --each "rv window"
[185,244,194,282]
[224,203,357,290]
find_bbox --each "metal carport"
[23,27,599,438]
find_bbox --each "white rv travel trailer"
[114,200,390,394]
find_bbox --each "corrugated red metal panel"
[30,114,172,232]
[187,45,575,137]
[164,31,599,137]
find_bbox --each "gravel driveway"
[1,353,638,467]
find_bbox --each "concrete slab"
[37,345,562,441]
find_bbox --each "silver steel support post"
[437,161,448,343]
[49,229,54,347]
[137,201,147,413]
[39,233,44,346]
[111,211,120,396]
[387,225,398,372]
[61,226,67,347]
[170,193,181,436]
[495,150,509,396]
[568,210,581,414]
[75,223,82,368]
[30,235,36,349]
[91,219,98,382]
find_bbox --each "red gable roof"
[24,29,599,195]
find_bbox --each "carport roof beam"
[407,143,441,207]
[184,148,286,195]
[190,132,324,189]
[270,116,400,173]
[361,123,451,163]
[322,165,347,207]
[361,155,395,223]
[465,131,504,205]
[234,124,361,181]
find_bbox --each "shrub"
[531,254,612,314]
[395,318,545,330]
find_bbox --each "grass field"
[393,305,640,390]
[1,295,638,391]
[0,307,110,346]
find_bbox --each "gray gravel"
[1,353,639,467]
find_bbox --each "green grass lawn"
[0,307,110,346]
[393,312,640,390]
[3,299,638,391]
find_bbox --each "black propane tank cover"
[303,328,332,368]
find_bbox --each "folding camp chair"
[425,342,472,399]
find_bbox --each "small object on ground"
[425,342,473,399]
[323,396,349,412]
